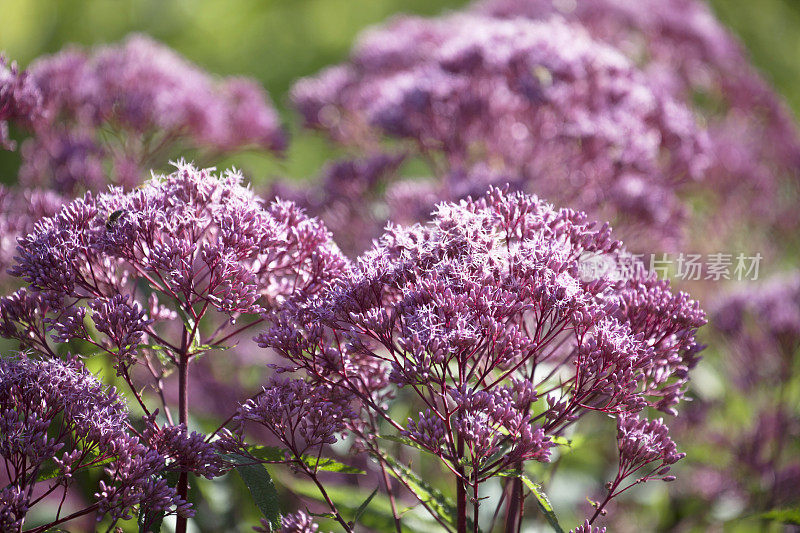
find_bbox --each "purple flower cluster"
[1,163,346,530]
[0,355,187,531]
[19,35,284,194]
[0,55,42,150]
[476,0,800,239]
[585,414,684,522]
[289,13,709,250]
[260,187,704,525]
[3,159,346,386]
[236,377,356,458]
[713,273,800,388]
[6,161,345,341]
[143,414,227,479]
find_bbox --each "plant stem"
[504,474,522,533]
[457,436,467,533]
[175,328,190,533]
[308,471,354,533]
[473,480,480,533]
[378,455,402,533]
[589,479,620,525]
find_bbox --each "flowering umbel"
[0,55,42,151]
[289,13,709,251]
[255,187,705,529]
[22,35,285,194]
[0,355,189,532]
[1,162,347,532]
[475,0,800,244]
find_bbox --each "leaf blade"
[382,455,458,532]
[227,453,282,530]
[497,471,563,532]
[245,445,365,475]
[353,486,380,526]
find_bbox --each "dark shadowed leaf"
[227,453,281,530]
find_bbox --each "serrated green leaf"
[378,434,432,454]
[382,455,459,532]
[288,479,437,533]
[761,508,800,525]
[245,445,365,474]
[353,486,380,526]
[498,471,563,532]
[227,454,281,530]
[307,456,365,474]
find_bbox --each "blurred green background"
[2,0,800,183]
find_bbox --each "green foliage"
[226,454,282,530]
[352,486,380,527]
[498,471,564,533]
[761,508,800,525]
[244,445,365,474]
[382,455,461,532]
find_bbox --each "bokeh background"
[1,0,799,184]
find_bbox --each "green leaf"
[549,434,585,452]
[189,342,231,355]
[761,508,800,525]
[378,434,432,454]
[306,456,366,475]
[227,454,282,530]
[289,480,438,533]
[498,471,563,533]
[353,486,379,526]
[382,455,459,532]
[245,445,365,475]
[549,436,572,447]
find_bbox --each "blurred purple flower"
[7,34,284,196]
[476,0,800,240]
[0,55,42,150]
[290,14,709,249]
